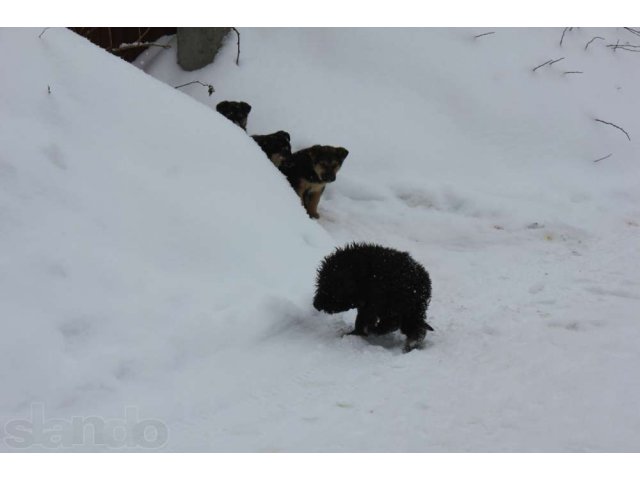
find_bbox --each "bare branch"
[474,31,495,39]
[624,27,640,37]
[594,118,631,141]
[563,71,583,75]
[560,27,570,46]
[109,42,171,53]
[231,27,241,66]
[532,57,565,72]
[174,80,215,96]
[593,153,613,163]
[135,27,151,45]
[585,36,604,50]
[607,43,640,53]
[38,27,50,39]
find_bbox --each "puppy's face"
[265,131,292,166]
[313,263,358,313]
[308,146,349,183]
[216,101,252,130]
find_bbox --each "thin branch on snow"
[231,27,241,66]
[109,42,171,53]
[560,27,572,46]
[563,71,583,75]
[47,85,51,94]
[594,118,631,141]
[474,31,495,39]
[624,27,640,38]
[607,43,640,53]
[38,28,50,39]
[532,57,565,72]
[585,36,605,50]
[174,80,215,96]
[593,153,613,163]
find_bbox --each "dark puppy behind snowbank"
[313,243,433,353]
[216,100,252,130]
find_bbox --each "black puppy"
[313,243,433,353]
[251,131,292,170]
[216,101,252,130]
[286,145,348,219]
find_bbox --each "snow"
[1,27,640,452]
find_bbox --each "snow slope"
[2,27,640,452]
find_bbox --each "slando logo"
[2,404,169,450]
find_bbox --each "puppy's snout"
[324,172,336,182]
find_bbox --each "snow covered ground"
[1,27,639,452]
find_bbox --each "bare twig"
[594,118,631,141]
[135,27,151,45]
[231,27,241,66]
[585,36,604,50]
[38,27,50,39]
[474,31,495,39]
[532,57,565,72]
[109,42,171,53]
[563,71,583,75]
[607,43,640,53]
[593,153,613,163]
[47,85,51,94]
[174,80,215,96]
[560,27,571,46]
[624,27,640,38]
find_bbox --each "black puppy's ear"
[241,102,252,114]
[280,131,291,142]
[336,147,349,160]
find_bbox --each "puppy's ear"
[336,147,349,161]
[241,102,252,114]
[281,131,291,142]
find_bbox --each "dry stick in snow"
[594,118,631,141]
[110,42,171,53]
[474,31,495,39]
[231,27,241,66]
[563,71,583,75]
[560,27,571,46]
[532,57,565,72]
[38,27,50,38]
[594,153,613,163]
[174,80,215,96]
[624,27,640,37]
[608,43,640,52]
[585,36,605,50]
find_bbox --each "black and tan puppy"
[286,145,348,219]
[215,101,252,130]
[251,131,292,170]
[313,243,433,353]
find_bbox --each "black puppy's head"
[307,145,349,183]
[252,130,292,168]
[313,247,358,314]
[216,101,252,130]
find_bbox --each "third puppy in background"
[286,145,348,219]
[216,101,252,130]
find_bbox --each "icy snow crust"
[1,28,639,451]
